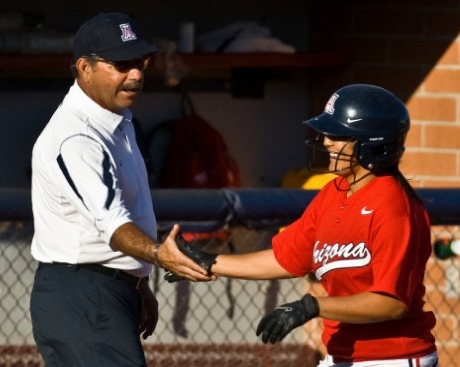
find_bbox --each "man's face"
[77,56,149,113]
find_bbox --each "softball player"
[168,84,439,366]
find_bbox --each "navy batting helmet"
[304,84,410,173]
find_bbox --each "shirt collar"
[64,81,133,134]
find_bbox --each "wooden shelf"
[0,52,346,94]
[0,52,346,79]
[179,52,346,68]
[0,53,74,78]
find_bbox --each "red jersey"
[272,175,436,362]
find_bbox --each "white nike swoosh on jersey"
[347,117,362,123]
[361,207,373,215]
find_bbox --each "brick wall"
[406,37,460,187]
[308,1,460,187]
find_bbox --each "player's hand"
[157,224,215,282]
[256,294,320,344]
[164,233,217,283]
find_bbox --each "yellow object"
[279,168,335,232]
[281,167,335,189]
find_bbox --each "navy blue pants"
[30,262,146,367]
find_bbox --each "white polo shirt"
[31,81,156,277]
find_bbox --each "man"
[30,12,212,367]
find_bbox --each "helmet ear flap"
[352,139,362,166]
[352,139,375,171]
[355,136,406,173]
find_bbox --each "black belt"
[41,262,148,289]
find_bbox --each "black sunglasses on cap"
[91,56,151,72]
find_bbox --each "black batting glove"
[256,294,320,344]
[164,233,217,283]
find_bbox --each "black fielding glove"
[164,233,217,283]
[256,294,320,344]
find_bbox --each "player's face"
[323,135,358,176]
[77,57,147,113]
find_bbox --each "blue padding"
[417,188,460,225]
[224,188,318,228]
[151,189,231,232]
[2,188,460,229]
[0,188,33,220]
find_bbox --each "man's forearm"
[110,222,155,263]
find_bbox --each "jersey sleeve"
[57,134,131,244]
[272,190,324,277]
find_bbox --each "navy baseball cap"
[73,12,158,61]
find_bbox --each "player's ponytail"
[387,165,424,206]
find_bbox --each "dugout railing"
[0,188,459,367]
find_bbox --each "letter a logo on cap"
[119,23,137,42]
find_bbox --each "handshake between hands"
[163,232,217,283]
[164,233,320,344]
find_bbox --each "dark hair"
[70,56,98,79]
[386,164,424,206]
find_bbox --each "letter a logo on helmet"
[324,93,339,115]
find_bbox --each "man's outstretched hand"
[164,233,217,283]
